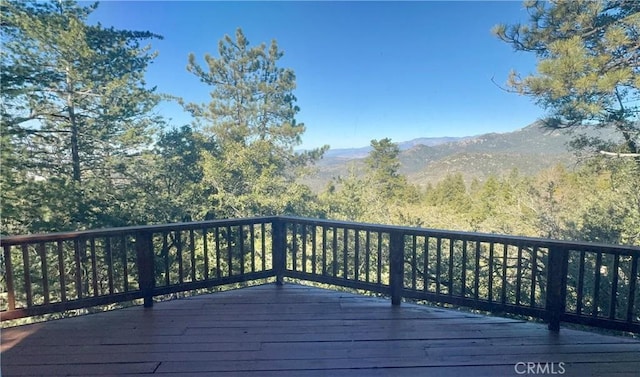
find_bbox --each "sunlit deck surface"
[2,284,639,377]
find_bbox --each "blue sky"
[88,1,542,150]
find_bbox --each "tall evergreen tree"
[184,28,327,218]
[494,0,640,160]
[365,138,418,203]
[1,0,163,233]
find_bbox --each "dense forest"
[1,0,639,248]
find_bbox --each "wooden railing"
[1,217,273,320]
[1,216,639,333]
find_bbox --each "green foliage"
[365,138,419,203]
[494,0,640,157]
[425,173,470,211]
[1,0,163,234]
[319,168,374,222]
[569,159,640,245]
[322,159,639,246]
[134,126,217,224]
[1,1,635,252]
[183,28,327,218]
[320,139,420,224]
[365,138,401,195]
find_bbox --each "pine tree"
[1,0,163,233]
[494,0,640,159]
[184,28,327,218]
[365,138,418,203]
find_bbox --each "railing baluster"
[302,225,307,273]
[461,240,467,297]
[488,243,494,302]
[576,251,585,315]
[215,227,221,278]
[424,237,429,292]
[250,225,255,273]
[627,255,638,323]
[203,228,209,279]
[516,245,522,306]
[354,229,360,281]
[81,238,89,297]
[365,230,371,283]
[23,244,34,307]
[593,253,603,317]
[226,226,232,277]
[177,231,184,284]
[435,238,442,295]
[332,226,338,277]
[501,243,508,305]
[4,245,15,310]
[261,223,266,271]
[121,235,128,292]
[162,233,170,286]
[190,229,196,282]
[105,238,114,295]
[474,241,480,300]
[322,226,327,276]
[343,228,348,279]
[57,241,67,302]
[239,226,245,276]
[411,235,417,290]
[292,224,298,272]
[609,254,620,320]
[22,244,33,308]
[311,226,317,275]
[74,239,83,299]
[448,240,454,295]
[39,243,50,305]
[90,238,98,297]
[530,246,538,308]
[377,232,382,285]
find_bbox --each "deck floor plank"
[2,283,639,376]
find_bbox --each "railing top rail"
[278,216,640,254]
[2,215,638,254]
[0,216,278,246]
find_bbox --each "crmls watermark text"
[514,362,566,375]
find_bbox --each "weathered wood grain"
[2,283,639,376]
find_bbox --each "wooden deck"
[2,284,639,377]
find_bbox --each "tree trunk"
[69,105,81,183]
[66,67,81,183]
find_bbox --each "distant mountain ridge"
[323,136,470,159]
[303,122,579,191]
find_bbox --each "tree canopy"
[494,0,640,159]
[1,0,163,233]
[183,28,327,218]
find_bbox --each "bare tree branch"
[599,150,640,157]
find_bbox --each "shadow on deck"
[2,283,640,377]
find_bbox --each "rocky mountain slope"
[303,122,577,191]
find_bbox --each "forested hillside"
[1,0,639,248]
[302,121,581,191]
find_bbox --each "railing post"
[136,231,155,308]
[272,219,286,286]
[545,246,568,332]
[389,231,405,306]
[3,245,16,311]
